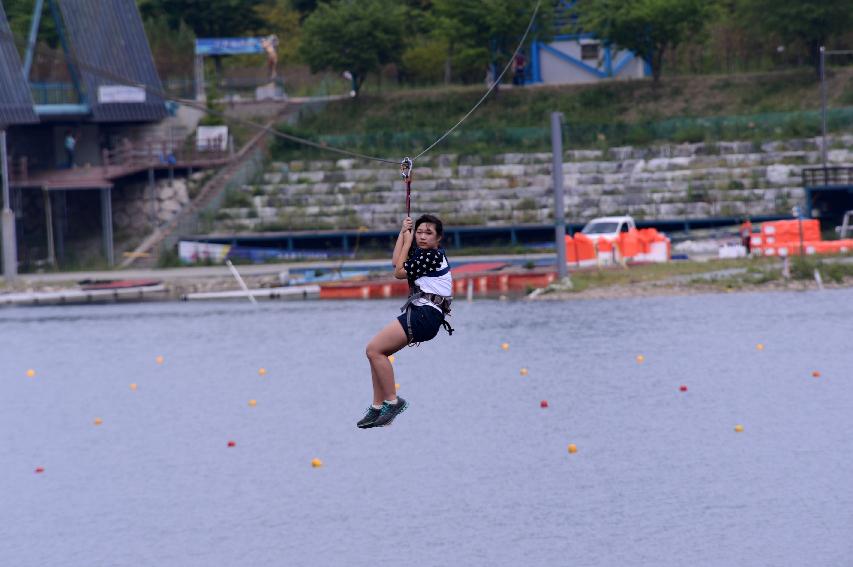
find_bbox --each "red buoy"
[34,467,44,474]
[679,385,688,392]
[227,441,236,447]
[540,400,549,408]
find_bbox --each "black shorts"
[397,304,444,343]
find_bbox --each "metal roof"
[0,3,38,126]
[58,0,166,123]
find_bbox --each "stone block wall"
[211,135,853,232]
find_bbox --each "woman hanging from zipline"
[358,160,454,428]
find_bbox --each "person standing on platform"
[64,130,77,169]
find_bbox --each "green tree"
[577,0,714,82]
[138,0,267,37]
[299,0,405,95]
[430,0,553,84]
[736,0,853,76]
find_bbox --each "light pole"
[551,112,568,281]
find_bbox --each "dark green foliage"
[299,0,406,94]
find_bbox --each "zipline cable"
[412,0,542,161]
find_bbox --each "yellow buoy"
[501,342,509,351]
[94,418,103,426]
[388,355,395,363]
[734,424,744,432]
[636,355,645,363]
[520,367,528,376]
[248,399,257,407]
[130,383,138,391]
[756,343,764,351]
[26,369,36,378]
[395,383,400,391]
[258,367,267,376]
[311,458,323,468]
[567,444,577,454]
[155,355,164,364]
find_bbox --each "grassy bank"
[544,255,853,299]
[274,68,853,160]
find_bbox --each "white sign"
[179,241,232,264]
[197,126,229,151]
[98,85,147,103]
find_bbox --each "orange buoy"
[248,399,257,407]
[129,383,138,391]
[734,424,744,433]
[567,444,577,454]
[636,354,645,363]
[520,367,529,376]
[94,418,103,426]
[811,370,821,378]
[311,458,323,468]
[756,343,764,351]
[501,342,509,351]
[395,383,400,391]
[26,369,36,378]
[258,367,267,376]
[155,355,164,364]
[540,400,549,408]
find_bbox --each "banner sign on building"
[195,38,264,56]
[98,85,147,103]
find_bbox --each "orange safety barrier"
[566,228,671,264]
[565,233,597,263]
[760,219,820,244]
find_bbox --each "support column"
[148,167,156,226]
[1,130,17,279]
[54,189,66,264]
[101,187,114,266]
[551,112,568,280]
[43,189,55,268]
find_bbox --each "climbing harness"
[400,156,413,217]
[399,248,455,345]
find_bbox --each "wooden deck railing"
[802,166,853,188]
[11,137,231,181]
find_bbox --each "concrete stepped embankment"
[211,135,853,233]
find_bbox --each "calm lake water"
[1,289,852,567]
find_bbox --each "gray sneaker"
[371,397,409,427]
[356,406,383,429]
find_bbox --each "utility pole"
[820,46,827,169]
[551,112,568,281]
[1,130,18,279]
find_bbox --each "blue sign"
[195,38,264,56]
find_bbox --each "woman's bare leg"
[366,320,409,401]
[369,365,383,406]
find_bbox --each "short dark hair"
[415,214,444,237]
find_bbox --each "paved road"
[3,253,556,285]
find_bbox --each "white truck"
[580,215,637,242]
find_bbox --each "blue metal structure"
[802,166,853,222]
[528,0,651,84]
